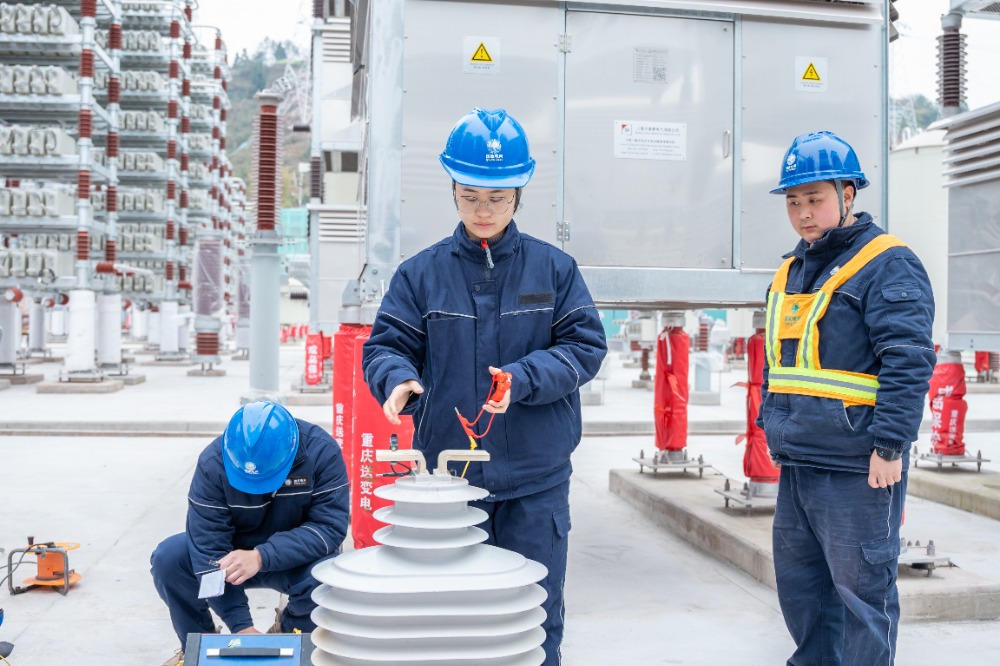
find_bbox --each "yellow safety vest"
[765,234,906,407]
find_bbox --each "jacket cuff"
[385,370,420,413]
[256,544,271,572]
[505,363,530,404]
[874,437,908,453]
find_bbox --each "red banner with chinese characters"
[349,329,413,549]
[305,333,324,385]
[929,358,966,456]
[333,324,365,476]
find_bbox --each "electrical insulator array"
[0,0,245,379]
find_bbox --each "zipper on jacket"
[416,385,432,444]
[481,238,493,279]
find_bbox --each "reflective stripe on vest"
[765,234,907,407]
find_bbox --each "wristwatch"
[874,447,904,462]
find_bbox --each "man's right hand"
[383,380,423,425]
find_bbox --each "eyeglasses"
[456,194,515,215]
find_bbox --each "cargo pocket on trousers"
[550,506,572,566]
[553,506,571,538]
[860,534,901,603]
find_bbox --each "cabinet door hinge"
[556,220,570,241]
[557,33,571,53]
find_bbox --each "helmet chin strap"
[835,179,851,227]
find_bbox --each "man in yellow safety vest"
[758,131,935,666]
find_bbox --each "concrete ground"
[0,341,998,664]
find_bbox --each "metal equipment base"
[100,362,131,377]
[153,351,193,364]
[633,449,712,477]
[58,369,106,383]
[0,367,44,384]
[188,367,227,377]
[914,446,990,472]
[898,539,953,577]
[715,479,779,512]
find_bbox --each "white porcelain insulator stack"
[310,472,547,665]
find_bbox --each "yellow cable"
[461,435,477,478]
[1,655,12,666]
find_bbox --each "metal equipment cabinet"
[343,0,893,313]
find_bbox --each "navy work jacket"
[758,215,936,473]
[186,419,349,575]
[362,221,608,499]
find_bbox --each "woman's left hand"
[483,366,511,414]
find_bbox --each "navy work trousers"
[150,533,334,650]
[773,465,905,666]
[471,480,571,666]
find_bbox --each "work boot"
[160,648,183,666]
[266,607,283,634]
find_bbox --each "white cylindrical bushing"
[311,454,547,665]
[65,289,96,372]
[97,292,122,366]
[159,300,179,353]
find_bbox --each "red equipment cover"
[929,359,967,455]
[975,351,990,374]
[322,333,333,361]
[741,331,780,482]
[333,325,366,483]
[654,326,689,451]
[304,333,324,385]
[349,329,414,549]
[930,396,967,456]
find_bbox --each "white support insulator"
[49,308,66,338]
[159,301,179,353]
[65,290,96,372]
[178,304,191,352]
[0,300,20,363]
[310,460,547,665]
[148,310,161,346]
[132,307,148,340]
[28,298,46,352]
[97,293,122,366]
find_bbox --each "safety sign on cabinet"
[464,36,500,75]
[795,56,828,93]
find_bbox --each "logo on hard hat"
[244,461,259,475]
[485,138,503,162]
[785,154,797,173]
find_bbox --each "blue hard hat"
[770,131,870,194]
[223,401,299,494]
[440,108,536,188]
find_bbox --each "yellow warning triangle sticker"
[471,42,492,63]
[801,62,821,81]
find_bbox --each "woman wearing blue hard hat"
[151,401,350,666]
[362,108,607,665]
[757,131,935,665]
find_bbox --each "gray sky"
[193,0,1000,110]
[891,0,1000,110]
[193,0,311,58]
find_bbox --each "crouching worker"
[151,401,349,666]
